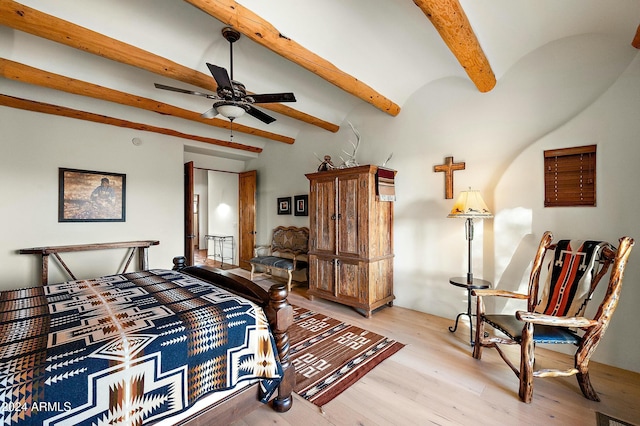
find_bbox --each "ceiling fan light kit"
[215,103,247,120]
[154,27,296,125]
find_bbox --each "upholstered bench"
[250,226,309,291]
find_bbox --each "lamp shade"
[216,103,246,120]
[448,189,493,219]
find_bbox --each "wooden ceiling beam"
[1,58,293,144]
[0,0,338,132]
[0,94,262,153]
[184,0,401,117]
[412,0,496,93]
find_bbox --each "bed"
[0,255,294,426]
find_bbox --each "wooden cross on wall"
[434,156,465,199]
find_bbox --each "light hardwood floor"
[223,270,639,426]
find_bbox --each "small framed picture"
[59,168,126,222]
[277,197,291,215]
[294,194,308,216]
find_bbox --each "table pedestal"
[448,277,491,345]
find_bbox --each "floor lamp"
[448,189,493,284]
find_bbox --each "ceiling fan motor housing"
[154,26,294,125]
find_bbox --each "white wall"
[493,53,640,372]
[207,171,239,264]
[247,35,640,372]
[0,108,184,288]
[246,130,320,245]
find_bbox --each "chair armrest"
[471,289,529,299]
[516,311,598,328]
[253,245,270,257]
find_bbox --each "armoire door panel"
[337,175,360,257]
[309,255,335,295]
[311,178,336,254]
[336,259,361,303]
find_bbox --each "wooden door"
[184,161,195,265]
[238,170,257,270]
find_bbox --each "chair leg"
[286,270,292,293]
[250,264,256,281]
[577,371,600,401]
[473,298,484,359]
[519,322,535,403]
[472,319,484,359]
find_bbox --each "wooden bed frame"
[172,256,295,425]
[17,241,294,425]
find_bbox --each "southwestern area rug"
[288,305,405,406]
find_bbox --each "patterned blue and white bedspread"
[0,269,282,425]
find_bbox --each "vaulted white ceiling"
[1,0,638,159]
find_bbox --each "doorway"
[189,166,256,270]
[205,170,238,268]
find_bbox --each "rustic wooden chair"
[472,231,634,403]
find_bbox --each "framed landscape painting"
[59,168,126,222]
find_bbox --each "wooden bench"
[19,240,159,285]
[250,226,309,291]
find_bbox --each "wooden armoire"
[305,165,395,317]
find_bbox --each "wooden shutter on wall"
[544,145,596,207]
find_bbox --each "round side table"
[448,277,491,346]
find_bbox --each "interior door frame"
[184,161,195,265]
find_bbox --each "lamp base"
[465,217,475,284]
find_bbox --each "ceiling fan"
[154,27,296,124]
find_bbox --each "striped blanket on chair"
[536,239,608,317]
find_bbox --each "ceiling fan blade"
[246,105,276,124]
[201,107,218,119]
[206,63,233,93]
[250,92,297,104]
[154,83,216,99]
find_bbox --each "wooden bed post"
[173,256,187,270]
[267,284,295,412]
